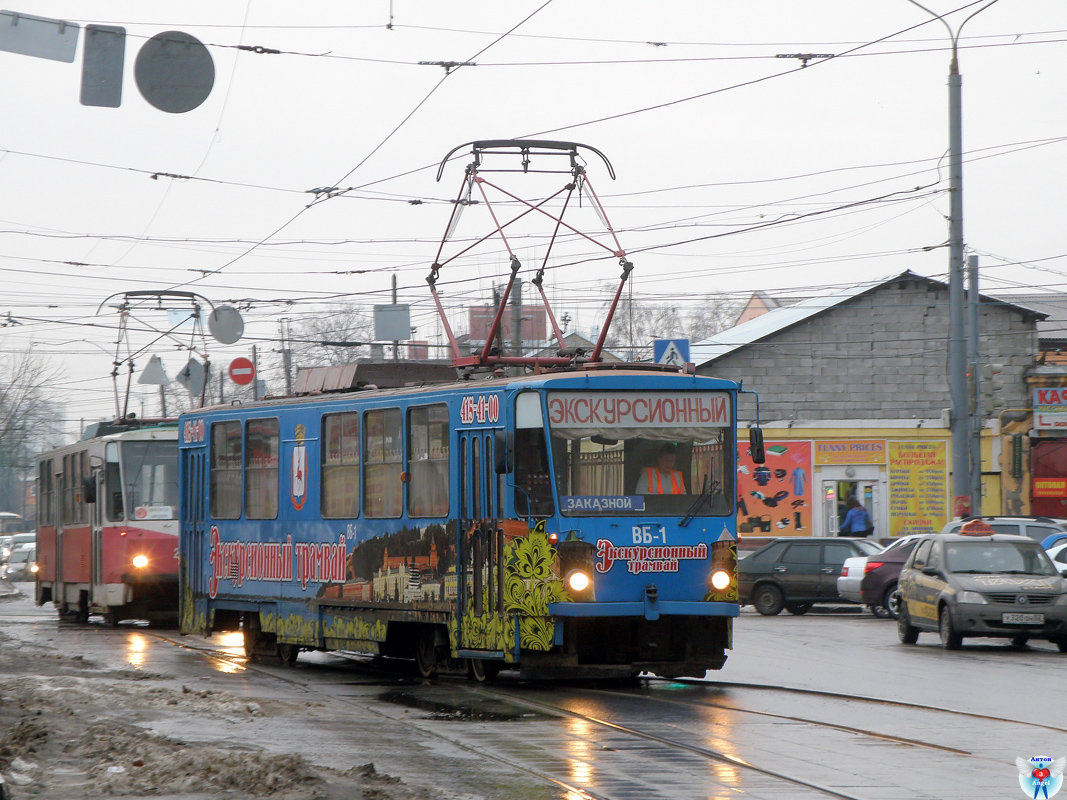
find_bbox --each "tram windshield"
[543,390,734,517]
[120,440,179,521]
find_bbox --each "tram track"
[137,631,879,800]
[140,631,872,800]
[16,620,1050,800]
[688,678,1067,735]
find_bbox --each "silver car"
[897,531,1067,651]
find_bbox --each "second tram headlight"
[132,555,149,569]
[566,569,591,593]
[710,569,731,591]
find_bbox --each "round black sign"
[134,31,215,113]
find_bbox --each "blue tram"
[178,367,757,678]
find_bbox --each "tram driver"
[635,442,687,495]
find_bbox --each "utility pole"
[279,318,293,395]
[967,254,981,513]
[251,344,259,401]
[907,0,1000,518]
[392,274,399,361]
[510,277,523,373]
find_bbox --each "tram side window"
[246,418,280,520]
[210,421,243,519]
[408,404,449,517]
[62,451,88,526]
[105,442,123,521]
[323,412,360,518]
[38,460,54,527]
[364,408,402,518]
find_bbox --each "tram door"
[456,429,506,653]
[180,448,209,607]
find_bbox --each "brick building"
[692,271,1044,539]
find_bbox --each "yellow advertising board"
[887,441,948,537]
[814,439,886,465]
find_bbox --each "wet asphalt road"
[3,584,1064,800]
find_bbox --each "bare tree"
[685,292,744,342]
[597,286,742,359]
[283,305,377,371]
[0,348,65,520]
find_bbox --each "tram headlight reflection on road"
[710,569,731,591]
[132,555,149,569]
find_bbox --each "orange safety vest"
[644,467,685,494]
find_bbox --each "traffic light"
[979,363,1005,414]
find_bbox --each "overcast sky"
[2,1,1065,432]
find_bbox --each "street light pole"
[906,0,1000,518]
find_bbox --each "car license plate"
[1002,612,1044,625]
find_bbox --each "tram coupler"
[644,585,660,621]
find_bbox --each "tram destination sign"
[547,391,729,428]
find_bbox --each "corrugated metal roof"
[691,273,893,364]
[691,270,1048,366]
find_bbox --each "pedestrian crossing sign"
[653,338,690,366]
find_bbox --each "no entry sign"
[229,357,255,385]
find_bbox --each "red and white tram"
[35,418,180,624]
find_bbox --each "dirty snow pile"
[0,631,433,800]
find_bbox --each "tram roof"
[187,367,741,417]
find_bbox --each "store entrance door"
[821,479,878,537]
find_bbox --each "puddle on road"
[379,690,546,722]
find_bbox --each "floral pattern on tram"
[321,613,388,652]
[452,524,570,653]
[261,610,319,643]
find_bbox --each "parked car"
[2,546,36,582]
[740,537,884,616]
[837,534,921,617]
[859,537,923,619]
[1041,532,1067,551]
[1046,541,1067,572]
[941,516,1067,543]
[897,532,1067,650]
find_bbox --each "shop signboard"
[814,439,886,465]
[887,441,948,537]
[1034,388,1067,430]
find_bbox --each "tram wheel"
[467,658,501,682]
[415,628,437,678]
[753,584,784,616]
[277,642,300,666]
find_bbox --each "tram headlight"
[566,569,591,593]
[132,555,149,569]
[710,569,732,591]
[30,563,39,574]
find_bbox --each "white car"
[836,534,924,617]
[837,554,871,605]
[1046,541,1067,574]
